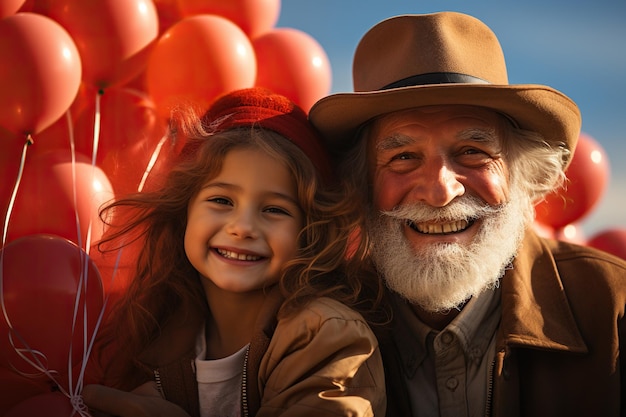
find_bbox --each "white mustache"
[380,195,503,224]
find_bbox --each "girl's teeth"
[217,249,261,261]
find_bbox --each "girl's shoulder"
[269,297,377,359]
[301,296,367,320]
[278,297,371,335]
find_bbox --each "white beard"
[367,189,532,312]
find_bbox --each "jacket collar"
[138,286,285,368]
[497,231,587,353]
[387,230,588,378]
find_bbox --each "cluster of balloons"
[0,0,331,414]
[532,133,626,259]
[1,0,625,414]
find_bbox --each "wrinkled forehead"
[368,105,509,138]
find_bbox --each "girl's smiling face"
[184,147,303,294]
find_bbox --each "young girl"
[83,88,385,417]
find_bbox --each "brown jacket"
[381,231,626,417]
[136,287,386,416]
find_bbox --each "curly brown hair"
[92,107,381,386]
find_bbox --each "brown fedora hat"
[309,12,581,165]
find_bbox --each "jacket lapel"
[498,231,587,353]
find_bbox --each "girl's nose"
[225,209,259,239]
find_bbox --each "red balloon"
[90,230,141,311]
[587,228,626,260]
[153,0,184,35]
[49,0,159,89]
[22,83,99,156]
[73,88,168,195]
[146,15,257,119]
[3,150,114,246]
[0,235,104,377]
[0,13,82,136]
[554,223,586,245]
[0,128,25,214]
[5,392,74,417]
[177,0,280,38]
[535,133,610,228]
[0,368,49,416]
[16,0,50,14]
[253,28,332,113]
[0,0,26,17]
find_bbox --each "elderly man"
[310,11,626,417]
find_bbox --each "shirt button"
[446,377,459,391]
[441,331,453,344]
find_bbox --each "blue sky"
[277,0,626,237]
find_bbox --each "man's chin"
[398,289,471,314]
[371,189,531,317]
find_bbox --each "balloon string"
[67,244,88,397]
[0,137,61,384]
[7,331,64,384]
[0,136,29,251]
[64,109,98,417]
[91,91,102,171]
[137,132,168,192]
[67,92,105,416]
[70,394,90,417]
[1,137,30,337]
[0,121,100,417]
[67,104,84,254]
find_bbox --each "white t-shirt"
[194,326,249,417]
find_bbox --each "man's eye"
[390,152,414,161]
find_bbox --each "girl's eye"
[208,197,231,205]
[264,206,290,216]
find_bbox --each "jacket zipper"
[241,345,251,417]
[485,358,495,417]
[154,368,165,398]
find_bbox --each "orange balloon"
[0,0,26,17]
[534,133,610,228]
[49,0,159,89]
[146,15,257,119]
[177,0,280,38]
[0,13,81,136]
[253,28,332,113]
[3,150,114,246]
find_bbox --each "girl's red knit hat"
[201,87,333,183]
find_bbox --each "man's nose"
[412,156,465,207]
